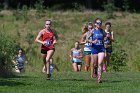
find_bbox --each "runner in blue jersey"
[89,18,105,83]
[80,22,93,71]
[103,22,114,72]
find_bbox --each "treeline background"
[0,0,140,12]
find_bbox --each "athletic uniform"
[84,31,92,55]
[41,30,55,54]
[91,28,105,54]
[104,31,113,53]
[15,55,26,70]
[72,48,82,65]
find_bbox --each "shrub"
[109,41,127,72]
[0,31,19,77]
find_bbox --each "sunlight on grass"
[0,72,140,93]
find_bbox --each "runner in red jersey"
[35,20,57,80]
[41,29,55,50]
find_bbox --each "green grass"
[0,72,140,93]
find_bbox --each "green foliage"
[123,0,130,12]
[110,41,127,72]
[71,2,85,12]
[0,31,19,77]
[132,57,140,71]
[13,5,29,23]
[22,5,29,23]
[35,0,45,12]
[35,0,45,18]
[103,2,116,19]
[25,31,35,45]
[48,3,85,12]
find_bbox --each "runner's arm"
[80,33,86,44]
[35,30,45,45]
[69,49,73,60]
[111,31,115,42]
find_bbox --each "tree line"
[0,0,140,12]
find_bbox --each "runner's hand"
[92,39,98,44]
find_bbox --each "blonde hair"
[82,22,89,34]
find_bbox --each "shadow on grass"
[0,74,37,86]
[10,75,38,79]
[1,73,39,79]
[103,79,130,83]
[55,78,94,81]
[0,79,29,86]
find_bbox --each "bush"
[109,41,127,72]
[0,31,19,77]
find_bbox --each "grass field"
[0,71,140,93]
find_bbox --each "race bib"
[104,40,109,44]
[85,42,92,47]
[95,40,103,45]
[44,40,52,46]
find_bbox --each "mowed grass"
[0,71,140,93]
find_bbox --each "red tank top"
[41,30,55,50]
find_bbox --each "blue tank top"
[92,28,105,46]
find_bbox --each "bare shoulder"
[71,48,75,51]
[82,33,87,37]
[39,29,45,35]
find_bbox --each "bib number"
[104,40,109,44]
[44,40,52,46]
[95,40,103,45]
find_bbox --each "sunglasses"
[46,24,51,25]
[96,22,102,25]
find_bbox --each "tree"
[85,0,92,9]
[3,0,9,9]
